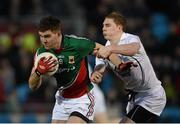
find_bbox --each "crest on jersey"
[68,56,75,64]
[57,55,64,64]
[58,59,63,64]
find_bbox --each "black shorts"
[70,111,93,123]
[126,105,159,123]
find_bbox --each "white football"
[34,52,59,76]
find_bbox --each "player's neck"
[54,35,62,49]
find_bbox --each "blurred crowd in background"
[0,0,179,123]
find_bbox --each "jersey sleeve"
[95,57,106,66]
[69,35,96,58]
[127,35,140,44]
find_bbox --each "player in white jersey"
[90,12,166,123]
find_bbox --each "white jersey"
[96,32,162,92]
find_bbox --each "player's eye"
[44,34,51,38]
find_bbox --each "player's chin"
[44,46,51,50]
[103,35,109,40]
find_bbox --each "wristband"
[35,69,41,77]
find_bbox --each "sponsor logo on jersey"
[57,66,76,73]
[68,56,75,64]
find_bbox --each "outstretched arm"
[94,43,122,67]
[91,42,121,84]
[91,43,136,84]
[97,42,140,58]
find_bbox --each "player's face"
[39,30,60,49]
[102,18,121,41]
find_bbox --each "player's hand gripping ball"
[34,52,59,76]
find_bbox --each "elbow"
[29,84,38,91]
[130,49,139,56]
[125,50,137,56]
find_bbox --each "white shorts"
[93,84,107,115]
[126,86,166,116]
[52,89,95,121]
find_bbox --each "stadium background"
[0,0,179,122]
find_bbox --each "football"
[34,52,59,76]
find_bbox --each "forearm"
[108,53,122,67]
[91,64,106,84]
[94,64,106,73]
[109,43,140,56]
[94,42,122,68]
[28,72,42,90]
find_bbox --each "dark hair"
[106,12,127,31]
[38,16,61,32]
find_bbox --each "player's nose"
[102,26,106,31]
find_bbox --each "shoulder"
[125,33,140,40]
[64,34,95,47]
[36,46,47,55]
[33,46,45,60]
[123,33,141,43]
[65,34,90,41]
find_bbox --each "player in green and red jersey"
[29,16,134,123]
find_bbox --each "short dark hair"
[106,12,127,31]
[38,16,61,32]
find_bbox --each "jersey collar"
[120,32,126,41]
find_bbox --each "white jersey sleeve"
[95,57,106,67]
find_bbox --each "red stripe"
[62,59,89,98]
[86,92,94,117]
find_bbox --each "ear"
[57,30,61,36]
[118,25,123,30]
